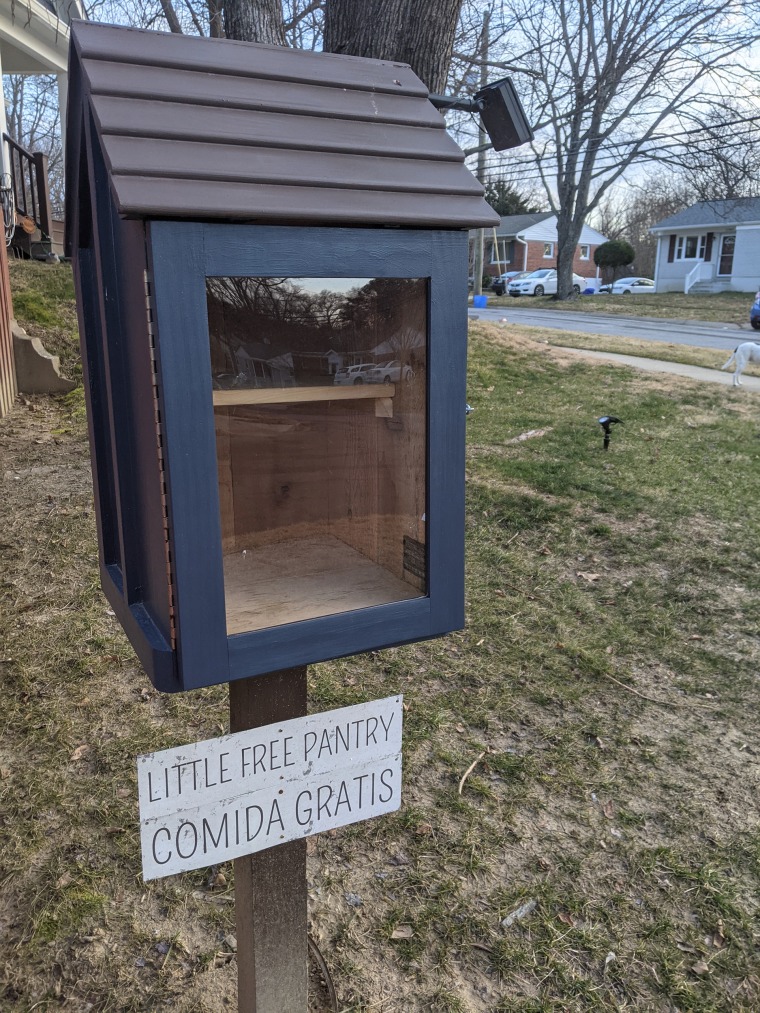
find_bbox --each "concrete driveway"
[468,303,751,352]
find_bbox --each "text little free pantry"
[143,706,399,805]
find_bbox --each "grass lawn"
[479,289,753,326]
[8,259,81,379]
[2,264,760,1011]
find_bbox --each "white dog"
[721,342,760,386]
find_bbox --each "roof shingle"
[651,198,760,232]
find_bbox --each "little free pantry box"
[65,21,499,692]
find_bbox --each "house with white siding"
[650,198,760,294]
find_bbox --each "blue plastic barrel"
[473,295,488,308]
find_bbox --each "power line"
[466,122,760,184]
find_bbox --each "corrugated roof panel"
[113,177,491,227]
[83,62,446,128]
[104,137,484,196]
[91,96,464,162]
[70,21,499,229]
[73,21,428,96]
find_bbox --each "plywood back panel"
[213,393,426,594]
[376,376,427,589]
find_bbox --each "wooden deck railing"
[2,133,52,238]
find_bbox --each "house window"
[543,242,554,258]
[490,239,512,265]
[579,244,590,260]
[675,234,706,260]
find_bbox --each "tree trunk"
[224,0,286,44]
[323,0,463,93]
[555,215,585,300]
[208,0,225,37]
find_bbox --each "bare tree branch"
[489,0,759,298]
[284,0,322,32]
[158,0,183,32]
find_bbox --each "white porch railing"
[684,261,712,293]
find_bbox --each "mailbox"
[65,22,499,692]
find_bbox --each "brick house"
[471,212,608,283]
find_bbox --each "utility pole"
[472,9,490,297]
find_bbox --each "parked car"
[610,277,656,295]
[597,283,613,295]
[333,363,375,385]
[212,371,248,389]
[491,270,530,296]
[508,269,585,297]
[750,297,760,331]
[366,360,414,384]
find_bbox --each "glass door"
[718,235,735,277]
[206,276,428,635]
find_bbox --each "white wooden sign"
[137,695,402,880]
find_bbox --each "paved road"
[467,304,752,351]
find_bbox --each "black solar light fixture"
[429,76,534,151]
[598,415,623,450]
[474,78,534,150]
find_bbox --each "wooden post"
[32,151,52,239]
[0,233,16,418]
[230,666,309,1013]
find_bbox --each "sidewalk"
[556,346,760,392]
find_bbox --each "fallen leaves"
[577,571,601,583]
[70,744,90,762]
[710,920,726,949]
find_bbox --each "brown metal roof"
[68,22,498,229]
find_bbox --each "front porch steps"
[687,280,732,294]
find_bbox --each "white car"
[365,360,414,384]
[333,363,376,385]
[508,269,585,297]
[491,270,530,296]
[611,277,656,295]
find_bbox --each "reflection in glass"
[206,277,427,634]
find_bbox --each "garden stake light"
[598,415,622,450]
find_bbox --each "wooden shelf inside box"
[223,535,423,634]
[213,384,396,418]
